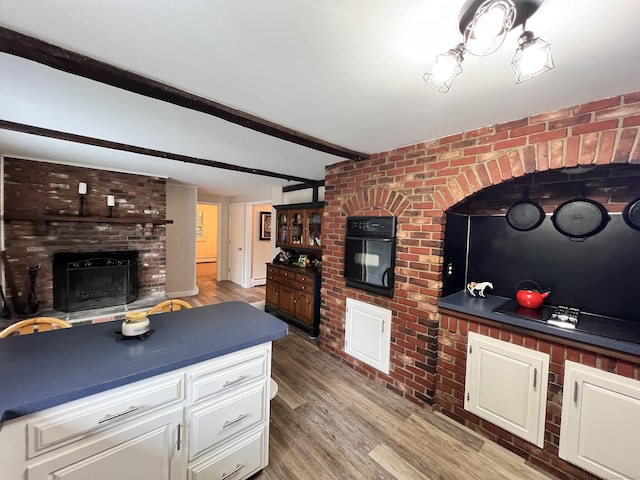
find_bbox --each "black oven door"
[344,237,395,297]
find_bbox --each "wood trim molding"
[0,26,369,162]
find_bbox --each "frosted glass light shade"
[512,31,554,83]
[423,46,464,93]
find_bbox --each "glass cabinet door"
[277,212,289,245]
[307,209,322,248]
[290,211,304,245]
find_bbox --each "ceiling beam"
[282,180,325,193]
[0,26,369,161]
[0,119,317,183]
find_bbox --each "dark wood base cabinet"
[265,263,320,338]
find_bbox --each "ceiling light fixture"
[424,0,553,92]
[423,44,465,93]
[511,30,554,83]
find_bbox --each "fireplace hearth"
[53,251,138,312]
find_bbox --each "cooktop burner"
[493,300,640,345]
[493,299,554,322]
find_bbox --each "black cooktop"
[494,299,640,345]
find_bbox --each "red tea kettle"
[516,280,550,309]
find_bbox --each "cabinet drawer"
[190,350,267,404]
[295,272,315,285]
[188,382,267,461]
[278,269,294,280]
[277,276,299,289]
[27,374,184,458]
[188,426,266,480]
[266,266,278,277]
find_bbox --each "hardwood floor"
[184,266,557,480]
[254,330,556,480]
[179,262,265,307]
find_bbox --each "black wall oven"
[344,216,397,297]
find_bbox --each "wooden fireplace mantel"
[3,214,173,225]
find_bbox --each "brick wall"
[322,91,640,479]
[2,158,168,314]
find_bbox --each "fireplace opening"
[53,251,138,312]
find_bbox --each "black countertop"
[438,291,640,357]
[0,302,288,424]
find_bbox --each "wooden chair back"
[0,317,72,338]
[148,299,193,315]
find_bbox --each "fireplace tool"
[0,285,11,319]
[25,264,41,316]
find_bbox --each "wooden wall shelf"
[3,214,173,225]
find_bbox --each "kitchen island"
[0,301,288,480]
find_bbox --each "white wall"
[166,183,198,297]
[282,186,324,204]
[251,203,273,286]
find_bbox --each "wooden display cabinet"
[274,202,323,251]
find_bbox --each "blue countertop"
[0,302,288,424]
[438,291,640,357]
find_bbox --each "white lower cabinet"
[27,407,184,480]
[187,426,267,480]
[188,382,267,461]
[559,360,640,479]
[465,332,549,447]
[0,343,272,480]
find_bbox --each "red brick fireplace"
[320,91,640,480]
[2,158,168,318]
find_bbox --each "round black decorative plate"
[506,200,545,231]
[623,197,640,230]
[551,199,610,238]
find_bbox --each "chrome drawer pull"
[222,413,247,428]
[223,375,249,388]
[221,464,245,480]
[98,406,139,424]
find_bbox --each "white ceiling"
[0,0,639,196]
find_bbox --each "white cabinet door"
[27,408,185,480]
[465,332,549,447]
[559,361,640,479]
[345,298,391,374]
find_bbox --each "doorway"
[228,201,274,288]
[228,203,245,286]
[196,203,219,280]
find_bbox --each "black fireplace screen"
[53,251,138,312]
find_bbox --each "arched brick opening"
[342,187,410,217]
[434,127,640,213]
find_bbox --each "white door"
[344,299,391,374]
[560,361,640,479]
[465,332,549,447]
[229,203,245,286]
